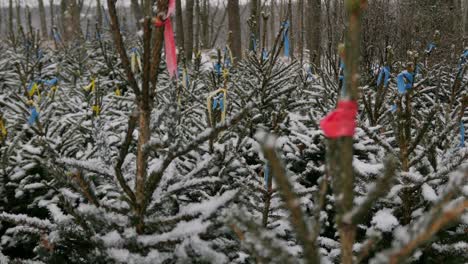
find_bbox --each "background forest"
[0,0,467,263]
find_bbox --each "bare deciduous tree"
[38,0,48,38]
[228,0,242,60]
[308,0,321,67]
[175,0,185,52]
[185,0,195,60]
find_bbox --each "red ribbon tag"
[167,0,175,17]
[319,100,358,138]
[154,0,177,79]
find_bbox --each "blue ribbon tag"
[250,33,257,51]
[28,107,39,125]
[224,47,231,68]
[37,49,43,60]
[307,66,314,81]
[264,163,270,188]
[376,66,391,87]
[426,43,436,54]
[282,21,290,57]
[262,48,268,60]
[212,94,224,111]
[54,31,62,42]
[339,60,346,96]
[457,49,468,76]
[44,78,58,86]
[213,62,221,76]
[397,70,414,94]
[461,121,466,148]
[185,73,190,89]
[27,82,34,92]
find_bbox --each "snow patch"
[371,209,399,232]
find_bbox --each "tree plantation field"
[0,0,467,263]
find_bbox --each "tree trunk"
[185,0,195,60]
[49,0,55,34]
[130,0,143,28]
[201,0,209,49]
[250,0,259,50]
[143,0,152,16]
[288,0,295,60]
[38,0,48,38]
[228,0,242,60]
[270,0,275,49]
[175,0,185,53]
[26,5,33,36]
[96,0,103,32]
[60,0,68,41]
[15,0,21,30]
[308,0,321,67]
[465,0,468,37]
[0,6,2,35]
[61,0,82,43]
[70,0,83,40]
[298,0,304,64]
[8,0,13,35]
[195,0,200,52]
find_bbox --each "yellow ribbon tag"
[84,79,96,92]
[115,88,122,96]
[222,68,229,79]
[48,86,58,97]
[28,83,40,98]
[227,46,234,65]
[91,105,101,116]
[131,53,142,73]
[131,53,137,73]
[0,118,7,139]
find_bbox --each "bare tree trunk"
[465,0,468,40]
[130,0,142,29]
[195,0,200,52]
[270,0,275,48]
[96,0,103,32]
[26,5,33,36]
[308,0,321,67]
[8,0,14,35]
[38,0,48,38]
[298,0,304,64]
[453,0,463,48]
[143,0,152,16]
[71,0,82,39]
[201,0,209,49]
[288,0,295,60]
[0,6,2,35]
[15,0,21,30]
[228,0,242,60]
[185,0,194,60]
[175,0,185,52]
[250,0,259,50]
[333,1,366,263]
[60,0,68,41]
[61,0,82,43]
[49,0,55,35]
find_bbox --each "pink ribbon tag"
[154,0,177,79]
[319,100,358,138]
[167,0,175,17]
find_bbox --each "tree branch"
[107,0,140,98]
